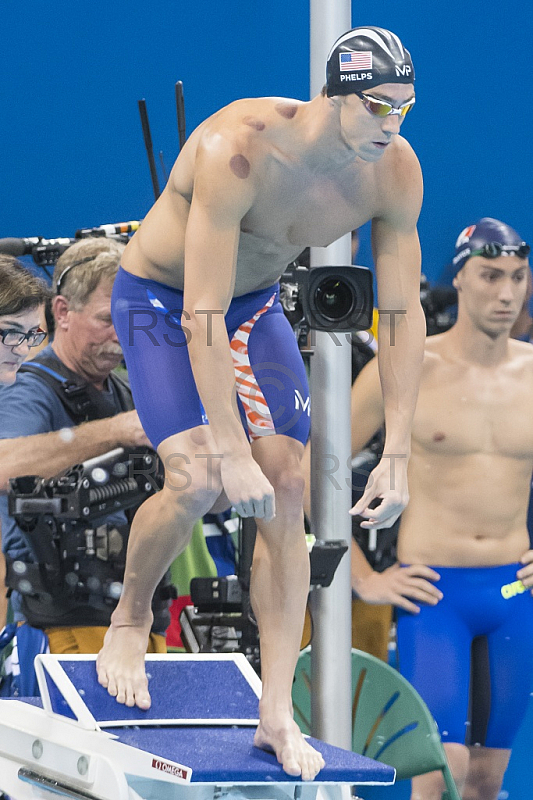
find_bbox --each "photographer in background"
[0,255,50,630]
[0,238,171,687]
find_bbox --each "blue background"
[1,0,532,283]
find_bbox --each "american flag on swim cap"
[339,51,373,71]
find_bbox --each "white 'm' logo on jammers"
[295,390,310,415]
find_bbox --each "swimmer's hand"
[355,563,443,614]
[221,453,276,521]
[517,550,533,595]
[350,457,408,529]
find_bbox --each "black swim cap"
[452,217,530,275]
[326,27,415,97]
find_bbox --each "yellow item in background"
[45,626,166,654]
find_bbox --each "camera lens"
[314,278,355,321]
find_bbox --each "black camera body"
[280,264,374,333]
[5,448,172,628]
[9,448,160,525]
[419,277,458,336]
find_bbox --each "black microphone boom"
[138,98,161,201]
[175,81,187,151]
[0,237,75,267]
[0,237,41,257]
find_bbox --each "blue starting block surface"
[23,654,395,792]
[111,725,395,785]
[39,653,261,727]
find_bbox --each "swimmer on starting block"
[347,218,533,800]
[97,27,425,780]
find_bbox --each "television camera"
[6,447,162,619]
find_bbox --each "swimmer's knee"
[157,427,223,499]
[269,467,305,511]
[161,450,222,514]
[160,479,221,520]
[465,746,510,800]
[442,742,470,792]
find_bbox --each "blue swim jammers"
[397,562,533,749]
[111,267,311,449]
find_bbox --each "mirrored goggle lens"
[363,97,414,117]
[364,98,392,116]
[400,102,415,116]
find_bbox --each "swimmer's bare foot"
[96,621,152,710]
[254,714,325,781]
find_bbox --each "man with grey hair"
[0,237,170,665]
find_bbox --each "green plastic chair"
[293,647,461,800]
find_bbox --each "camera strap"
[12,350,174,630]
[18,348,133,423]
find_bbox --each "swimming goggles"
[355,92,415,117]
[470,242,530,259]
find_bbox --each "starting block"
[0,653,395,800]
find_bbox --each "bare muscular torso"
[399,334,533,566]
[122,96,401,295]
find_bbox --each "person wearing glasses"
[346,217,533,800]
[0,239,150,492]
[0,257,49,384]
[97,26,424,779]
[0,238,170,678]
[0,254,50,628]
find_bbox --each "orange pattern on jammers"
[230,293,277,440]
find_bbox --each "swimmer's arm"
[373,143,425,456]
[373,219,425,454]
[302,358,384,520]
[183,137,257,455]
[183,136,275,518]
[352,143,425,528]
[0,412,150,492]
[350,358,385,456]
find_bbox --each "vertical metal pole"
[309,0,353,749]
